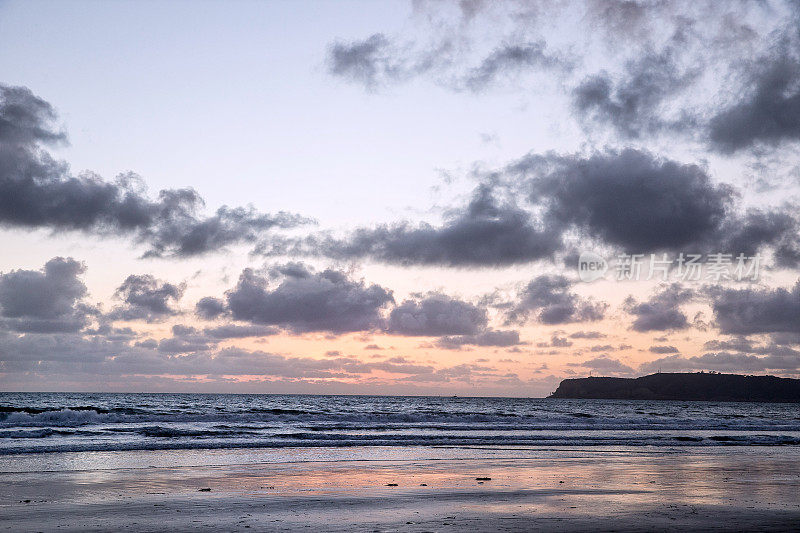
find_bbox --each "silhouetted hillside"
[548,373,800,402]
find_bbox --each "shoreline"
[2,446,799,531]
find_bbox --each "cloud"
[266,183,561,267]
[624,283,694,332]
[641,351,800,374]
[224,263,393,334]
[387,292,487,336]
[0,257,93,333]
[265,146,798,269]
[326,26,567,93]
[203,324,280,339]
[710,281,800,335]
[0,84,311,258]
[436,329,521,349]
[505,274,607,325]
[573,47,698,138]
[649,345,680,354]
[708,52,800,153]
[326,33,444,89]
[461,41,570,92]
[195,297,227,320]
[0,84,66,145]
[717,208,800,267]
[522,148,734,252]
[569,330,606,339]
[327,34,397,88]
[569,356,635,374]
[108,274,185,322]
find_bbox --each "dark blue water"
[1,393,798,454]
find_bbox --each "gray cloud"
[328,34,397,88]
[326,33,444,89]
[195,297,227,320]
[0,257,92,333]
[109,274,185,322]
[266,183,561,267]
[573,47,698,138]
[265,145,798,269]
[569,356,635,374]
[0,329,439,380]
[624,283,694,332]
[522,149,734,252]
[435,329,521,349]
[461,41,570,92]
[709,52,800,153]
[710,281,800,335]
[0,84,311,258]
[506,274,607,325]
[224,263,393,334]
[327,30,567,93]
[649,345,680,354]
[387,292,487,336]
[718,208,800,267]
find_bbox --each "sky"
[0,0,799,396]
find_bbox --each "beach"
[3,446,800,532]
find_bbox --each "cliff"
[548,372,800,402]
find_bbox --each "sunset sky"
[0,0,799,396]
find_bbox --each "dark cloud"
[710,281,800,335]
[708,52,800,153]
[225,263,393,334]
[387,292,487,336]
[506,274,606,325]
[649,345,680,354]
[461,41,570,92]
[522,149,734,252]
[0,84,65,145]
[195,297,227,320]
[266,146,796,268]
[0,257,92,333]
[573,47,697,138]
[267,183,561,267]
[109,274,185,322]
[0,84,311,257]
[717,208,800,267]
[624,283,694,332]
[436,329,521,349]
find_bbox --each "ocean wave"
[2,406,800,432]
[1,393,799,455]
[1,432,799,454]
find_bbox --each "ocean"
[2,392,799,456]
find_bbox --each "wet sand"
[2,446,799,532]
